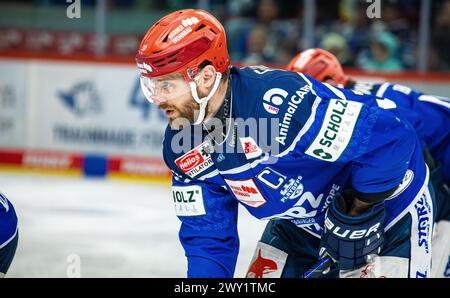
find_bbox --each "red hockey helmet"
[286,48,348,87]
[136,9,229,82]
[136,9,229,124]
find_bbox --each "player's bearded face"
[140,73,201,128]
[159,95,200,128]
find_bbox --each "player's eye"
[160,81,175,94]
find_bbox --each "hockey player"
[286,48,449,185]
[136,9,435,278]
[286,48,449,277]
[0,192,18,277]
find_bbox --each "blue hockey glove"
[319,196,385,271]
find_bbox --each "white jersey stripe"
[418,95,450,110]
[385,165,430,231]
[323,82,346,100]
[376,82,390,98]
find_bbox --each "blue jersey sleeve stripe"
[197,169,220,181]
[218,153,274,175]
[0,226,18,249]
[276,96,322,158]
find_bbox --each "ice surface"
[1,172,267,277]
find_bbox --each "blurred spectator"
[359,31,404,72]
[242,25,270,64]
[340,1,372,58]
[273,39,298,66]
[225,0,298,63]
[1,0,449,72]
[320,32,353,67]
[432,0,450,70]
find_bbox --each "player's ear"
[198,65,216,89]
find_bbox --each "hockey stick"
[301,256,333,278]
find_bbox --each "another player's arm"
[305,80,418,270]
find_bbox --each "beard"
[160,100,200,129]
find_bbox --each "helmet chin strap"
[189,72,222,125]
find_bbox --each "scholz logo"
[313,148,332,160]
[58,81,101,116]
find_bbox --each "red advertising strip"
[0,148,171,181]
[1,51,450,82]
[0,148,83,176]
[108,155,171,181]
[0,28,140,60]
[0,148,82,169]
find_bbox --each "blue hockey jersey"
[0,193,17,249]
[162,66,430,277]
[349,81,450,181]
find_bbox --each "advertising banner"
[0,60,27,148]
[26,60,167,157]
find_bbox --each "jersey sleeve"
[171,177,239,277]
[382,83,450,152]
[162,136,240,278]
[349,107,416,197]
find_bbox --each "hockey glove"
[319,196,385,271]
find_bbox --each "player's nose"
[152,96,168,106]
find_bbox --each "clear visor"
[140,73,192,104]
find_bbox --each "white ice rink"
[1,172,267,278]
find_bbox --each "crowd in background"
[3,0,450,72]
[218,0,450,72]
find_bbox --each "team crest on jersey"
[224,178,267,208]
[305,99,362,162]
[175,141,213,178]
[239,137,263,160]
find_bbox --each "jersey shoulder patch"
[162,125,216,180]
[304,99,363,162]
[172,185,206,216]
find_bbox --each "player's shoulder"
[351,81,383,96]
[231,65,293,81]
[230,66,317,118]
[377,82,416,98]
